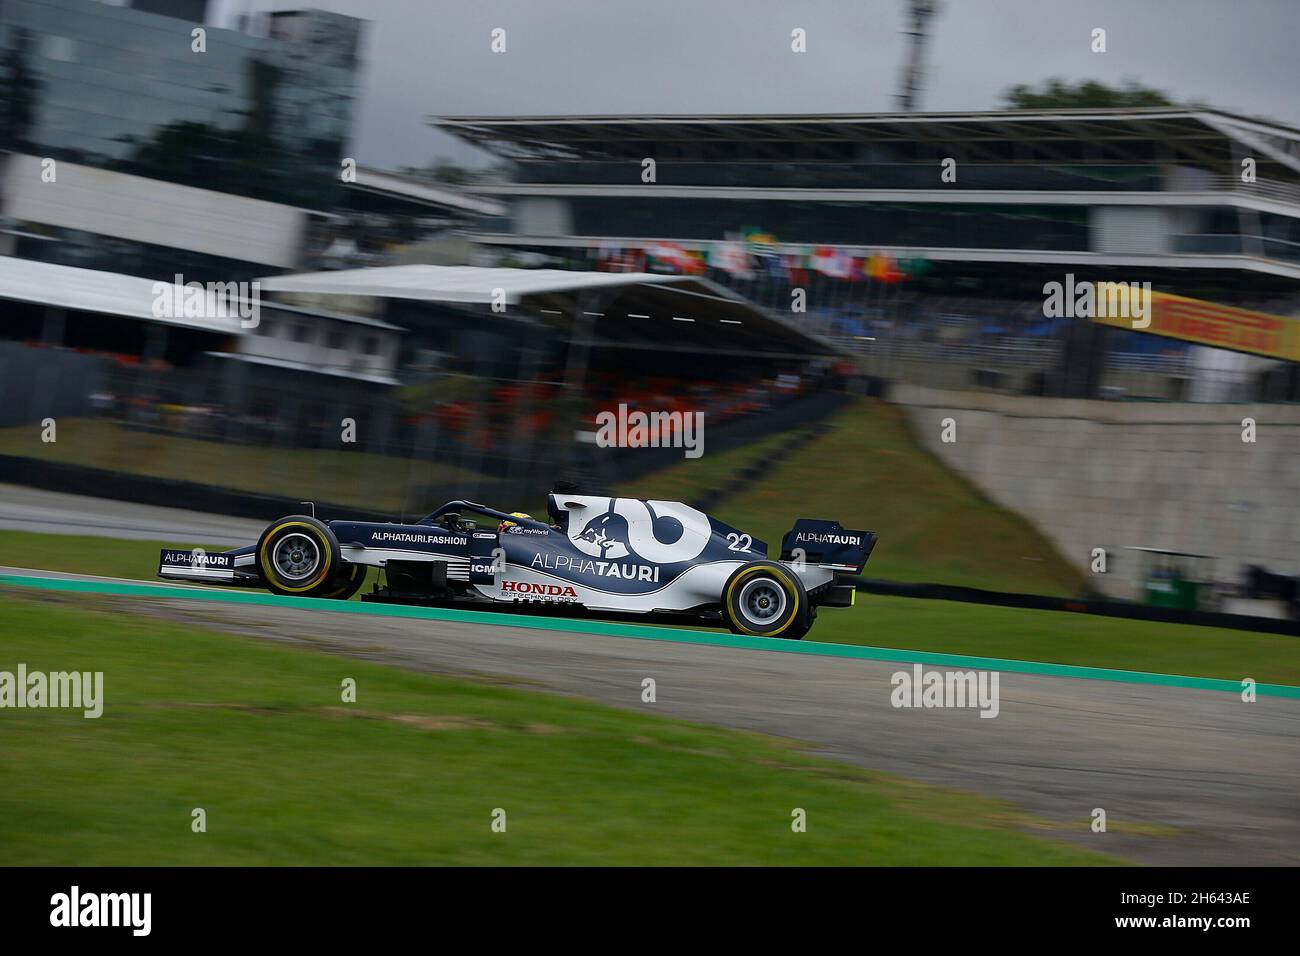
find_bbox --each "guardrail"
[826,336,1061,366]
[1104,352,1194,374]
[1173,232,1300,262]
[1196,175,1300,207]
[857,578,1300,636]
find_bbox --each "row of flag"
[594,238,929,284]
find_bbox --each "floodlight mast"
[895,0,941,113]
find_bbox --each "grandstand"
[436,108,1300,401]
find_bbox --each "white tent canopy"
[258,264,717,306]
[0,256,249,334]
[351,167,507,218]
[257,264,841,358]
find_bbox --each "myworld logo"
[151,274,261,328]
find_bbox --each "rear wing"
[780,519,877,575]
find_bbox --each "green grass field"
[622,398,1084,596]
[616,428,803,508]
[3,529,1295,683]
[824,595,1300,685]
[0,418,477,513]
[0,531,219,580]
[0,592,1118,865]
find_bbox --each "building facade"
[437,109,1300,401]
[0,0,362,207]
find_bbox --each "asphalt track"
[2,565,1297,865]
[3,486,1298,864]
[0,482,265,546]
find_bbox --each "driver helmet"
[498,512,533,533]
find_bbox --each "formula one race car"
[158,489,876,640]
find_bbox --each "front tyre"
[722,561,810,640]
[257,515,341,597]
[320,562,367,600]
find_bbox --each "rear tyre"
[721,561,810,640]
[256,515,341,597]
[320,562,367,600]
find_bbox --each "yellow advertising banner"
[1092,290,1300,362]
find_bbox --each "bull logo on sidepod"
[575,512,630,559]
[567,497,711,565]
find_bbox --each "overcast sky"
[231,0,1300,170]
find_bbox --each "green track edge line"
[3,573,1298,699]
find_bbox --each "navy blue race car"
[158,490,876,640]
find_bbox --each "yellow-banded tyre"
[319,562,367,600]
[721,561,811,640]
[256,515,341,597]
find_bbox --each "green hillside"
[623,398,1084,596]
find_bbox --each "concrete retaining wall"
[892,384,1300,599]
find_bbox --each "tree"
[1,29,41,151]
[1000,78,1176,110]
[398,159,477,186]
[427,159,473,185]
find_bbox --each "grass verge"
[0,592,1117,865]
[819,594,1300,686]
[3,529,1295,684]
[0,531,218,581]
[0,418,477,513]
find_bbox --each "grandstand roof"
[0,257,248,334]
[259,264,840,359]
[435,108,1300,175]
[348,166,507,218]
[260,264,699,304]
